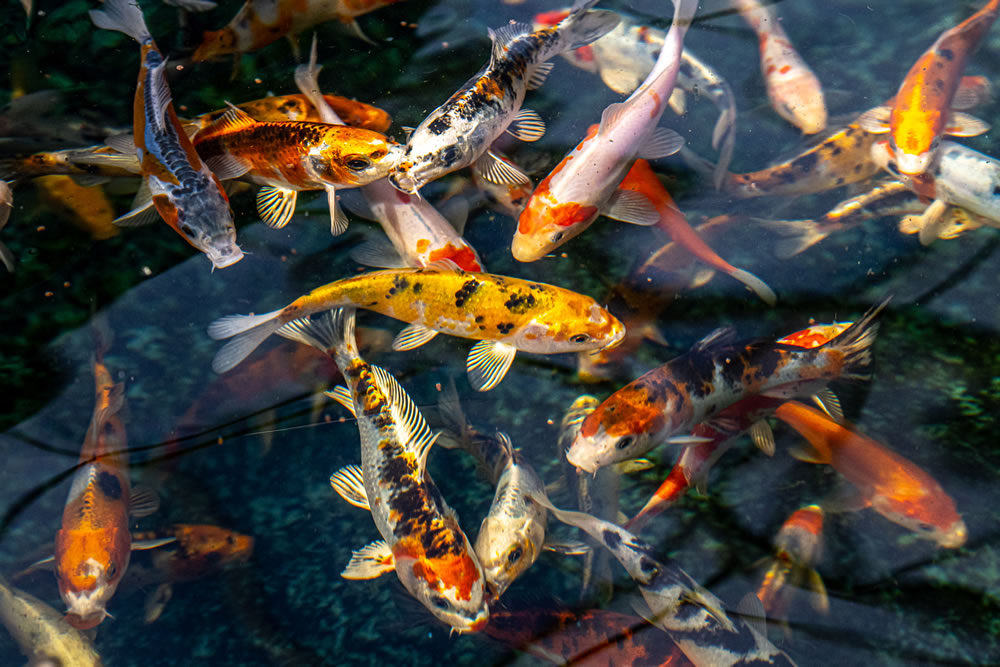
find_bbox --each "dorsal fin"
[692,327,738,351]
[201,102,257,135]
[371,365,438,474]
[487,22,533,67]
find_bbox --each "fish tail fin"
[553,4,620,54]
[727,268,777,305]
[821,297,891,382]
[276,310,342,356]
[436,376,472,449]
[322,307,360,370]
[207,308,286,373]
[758,218,830,258]
[89,0,153,45]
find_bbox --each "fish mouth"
[896,151,932,176]
[65,610,107,630]
[939,520,968,549]
[205,243,245,269]
[388,169,420,195]
[565,445,598,475]
[510,234,547,263]
[63,589,109,629]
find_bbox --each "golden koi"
[284,309,489,631]
[90,0,243,269]
[208,266,624,392]
[34,175,118,240]
[0,145,140,184]
[191,93,392,134]
[859,0,998,175]
[567,301,887,474]
[775,401,967,548]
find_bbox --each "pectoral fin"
[132,537,177,551]
[392,323,439,351]
[129,485,160,518]
[327,185,349,236]
[466,340,517,392]
[856,106,891,134]
[330,465,370,511]
[636,127,684,160]
[944,112,990,137]
[256,186,298,229]
[601,189,659,225]
[341,540,395,580]
[505,109,546,142]
[474,150,531,186]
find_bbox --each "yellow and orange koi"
[90,0,243,269]
[755,504,828,623]
[567,302,886,474]
[0,146,141,185]
[192,105,400,234]
[208,267,624,392]
[192,0,406,62]
[286,309,489,631]
[732,0,826,134]
[775,401,967,548]
[190,93,392,134]
[34,176,118,240]
[859,0,998,175]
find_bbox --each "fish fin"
[944,112,990,137]
[0,241,15,273]
[163,0,217,11]
[601,189,659,225]
[689,267,717,289]
[808,568,830,614]
[636,127,684,160]
[256,186,298,229]
[613,458,654,474]
[349,237,407,269]
[148,62,175,133]
[325,385,357,417]
[668,88,686,116]
[855,106,891,134]
[329,465,370,510]
[400,126,416,141]
[819,296,890,381]
[113,200,159,227]
[505,108,546,142]
[666,434,714,446]
[599,64,645,95]
[202,103,257,134]
[392,323,440,351]
[758,218,830,258]
[143,582,173,624]
[327,186,350,236]
[916,199,952,246]
[748,420,776,457]
[819,483,870,513]
[559,6,620,52]
[129,485,160,517]
[693,326,738,351]
[204,152,251,181]
[338,188,376,222]
[208,309,286,373]
[344,18,375,46]
[788,440,830,464]
[597,101,629,134]
[341,540,395,579]
[543,539,590,556]
[811,388,843,422]
[474,149,531,186]
[438,196,469,234]
[487,23,534,67]
[104,133,137,155]
[950,83,986,111]
[466,340,517,392]
[735,592,769,638]
[436,377,471,445]
[728,268,777,305]
[132,537,177,551]
[69,147,141,173]
[26,555,56,570]
[67,174,111,187]
[89,0,152,44]
[526,61,554,90]
[370,364,438,473]
[276,311,339,354]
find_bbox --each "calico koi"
[89,0,243,269]
[511,0,696,263]
[567,301,886,474]
[208,266,624,392]
[388,0,619,194]
[775,401,967,548]
[858,0,998,175]
[283,309,489,631]
[755,504,828,623]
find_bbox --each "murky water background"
[2,0,999,664]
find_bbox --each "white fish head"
[58,558,116,630]
[473,510,545,599]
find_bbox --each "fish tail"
[552,4,620,54]
[821,297,891,381]
[323,307,360,371]
[275,307,361,371]
[759,218,831,258]
[89,0,153,45]
[207,308,285,373]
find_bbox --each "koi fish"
[485,599,692,667]
[51,329,168,629]
[621,159,775,304]
[0,145,140,185]
[388,0,620,194]
[732,0,827,134]
[0,180,13,272]
[89,0,244,269]
[283,309,489,631]
[755,504,828,623]
[208,266,625,392]
[33,175,118,240]
[437,381,546,599]
[511,0,696,263]
[858,0,998,175]
[469,151,534,218]
[567,300,887,474]
[190,93,392,134]
[871,139,1000,245]
[774,401,967,548]
[533,9,738,189]
[192,0,405,62]
[531,493,797,666]
[0,575,103,667]
[191,105,400,234]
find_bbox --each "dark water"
[1,0,999,665]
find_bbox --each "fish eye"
[431,596,450,611]
[345,155,373,171]
[180,224,196,238]
[616,436,634,451]
[507,547,523,564]
[107,562,117,577]
[569,333,591,344]
[550,231,565,243]
[918,522,935,532]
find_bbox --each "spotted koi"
[190,93,392,134]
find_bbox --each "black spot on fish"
[412,282,423,294]
[777,169,797,185]
[97,472,122,501]
[454,279,480,307]
[854,164,864,174]
[639,557,659,575]
[993,185,1000,197]
[940,48,954,61]
[796,152,818,174]
[441,145,458,165]
[475,315,484,323]
[835,177,845,186]
[427,116,451,135]
[831,146,842,157]
[602,529,622,550]
[935,78,945,92]
[503,291,536,313]
[497,322,514,334]
[388,275,410,296]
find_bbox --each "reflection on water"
[2,0,1000,664]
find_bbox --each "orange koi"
[191,93,392,134]
[775,401,967,548]
[755,504,828,625]
[33,176,118,240]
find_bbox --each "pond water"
[1,0,999,665]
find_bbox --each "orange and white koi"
[511,0,696,263]
[567,301,886,474]
[192,0,405,62]
[732,0,827,134]
[90,0,243,269]
[858,0,998,175]
[190,93,392,134]
[208,266,624,392]
[285,309,489,631]
[755,504,828,622]
[192,105,400,234]
[622,159,775,304]
[388,0,619,194]
[775,401,967,548]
